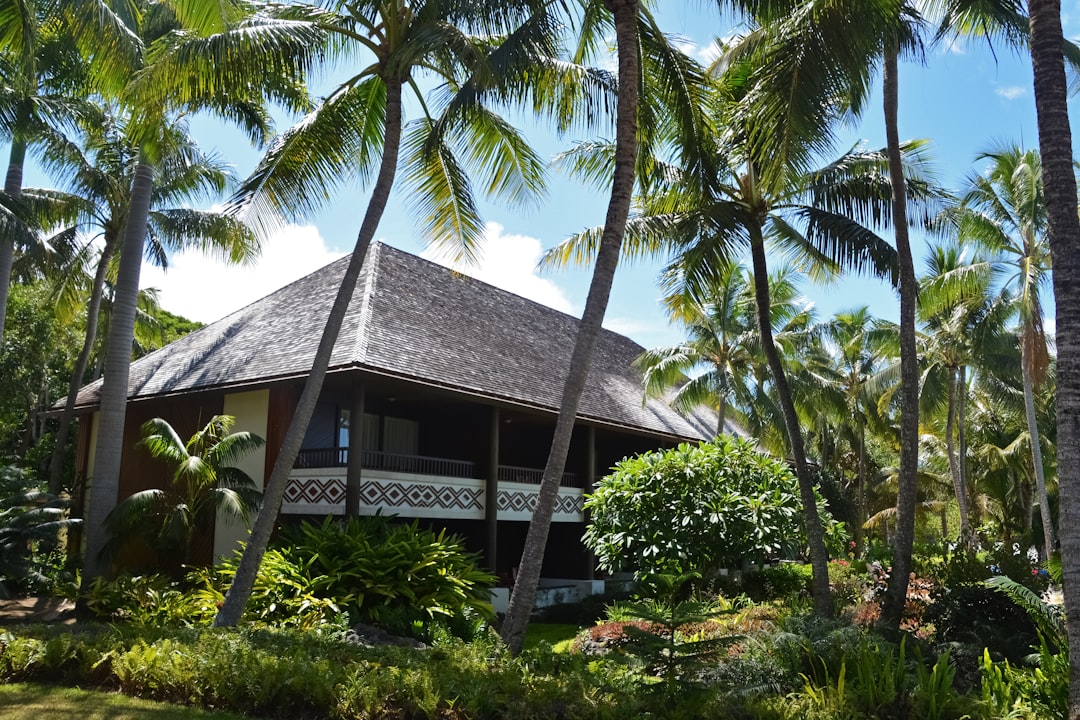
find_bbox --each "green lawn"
[0,683,250,720]
[523,623,581,652]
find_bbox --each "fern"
[985,575,1065,652]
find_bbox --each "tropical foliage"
[102,415,263,573]
[584,437,816,576]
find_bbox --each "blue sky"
[36,7,1080,352]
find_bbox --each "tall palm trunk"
[880,43,919,632]
[748,225,832,616]
[499,0,640,654]
[945,368,971,539]
[958,365,972,525]
[48,237,120,494]
[717,395,727,436]
[0,138,26,350]
[1021,327,1055,558]
[214,78,405,627]
[81,160,155,582]
[856,416,866,552]
[1027,2,1080,712]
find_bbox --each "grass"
[523,622,582,652]
[0,683,251,720]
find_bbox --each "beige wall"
[213,390,270,561]
[85,411,100,484]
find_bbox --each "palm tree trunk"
[958,364,973,526]
[80,160,155,583]
[499,0,640,655]
[0,138,26,352]
[1027,2,1080,712]
[856,417,866,552]
[945,367,970,540]
[1022,328,1056,558]
[48,237,120,494]
[749,226,832,616]
[717,395,727,436]
[214,78,405,627]
[880,43,919,632]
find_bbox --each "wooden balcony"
[284,448,584,521]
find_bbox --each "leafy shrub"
[0,624,651,719]
[585,438,831,576]
[742,563,812,603]
[0,485,80,599]
[193,515,496,637]
[104,415,263,574]
[82,574,218,626]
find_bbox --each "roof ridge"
[350,241,381,364]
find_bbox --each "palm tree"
[917,243,1013,543]
[0,1,91,349]
[543,125,939,614]
[74,0,320,584]
[807,306,894,552]
[1022,1,1080,708]
[714,0,924,625]
[102,415,263,573]
[634,258,758,436]
[949,146,1059,559]
[498,0,716,653]
[39,107,258,495]
[214,0,562,628]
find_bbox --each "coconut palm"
[0,1,92,350]
[39,107,258,495]
[803,306,895,551]
[634,258,758,436]
[74,0,321,584]
[917,243,1013,543]
[213,0,566,628]
[948,146,1059,559]
[542,112,945,613]
[102,415,263,572]
[499,1,717,653]
[1021,2,1080,708]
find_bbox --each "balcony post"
[584,425,596,580]
[486,406,499,572]
[345,384,365,517]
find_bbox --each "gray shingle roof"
[72,243,718,440]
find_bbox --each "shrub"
[0,482,80,599]
[193,515,496,637]
[742,563,812,603]
[585,438,831,576]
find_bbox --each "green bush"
[0,624,646,719]
[0,479,81,599]
[742,563,812,603]
[585,438,831,576]
[193,516,496,637]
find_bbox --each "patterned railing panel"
[282,469,346,514]
[283,470,583,522]
[497,481,584,522]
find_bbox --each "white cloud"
[140,224,346,323]
[996,85,1027,101]
[943,36,966,55]
[421,222,575,314]
[694,39,723,65]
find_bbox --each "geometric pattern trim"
[498,489,583,515]
[360,479,483,511]
[284,475,345,504]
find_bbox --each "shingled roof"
[71,243,720,440]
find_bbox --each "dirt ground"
[0,597,76,624]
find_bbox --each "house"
[69,242,723,594]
